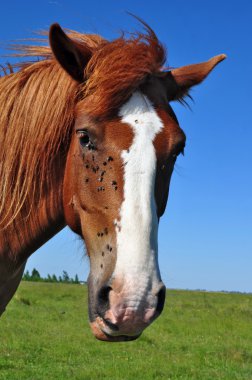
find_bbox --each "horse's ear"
[164,54,226,101]
[49,23,92,82]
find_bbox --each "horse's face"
[64,80,185,341]
[50,23,226,341]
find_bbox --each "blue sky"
[0,1,251,292]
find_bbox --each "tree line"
[23,268,81,284]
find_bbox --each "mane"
[0,25,166,229]
[0,31,104,230]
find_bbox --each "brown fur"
[0,28,165,231]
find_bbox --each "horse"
[0,21,226,341]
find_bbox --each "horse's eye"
[76,130,90,147]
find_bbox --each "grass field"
[0,282,251,380]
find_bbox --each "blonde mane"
[0,26,166,230]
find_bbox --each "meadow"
[0,282,251,380]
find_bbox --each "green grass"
[0,282,251,380]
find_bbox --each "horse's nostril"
[156,285,166,314]
[98,285,111,303]
[97,286,112,314]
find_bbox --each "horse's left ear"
[49,23,92,82]
[164,54,227,101]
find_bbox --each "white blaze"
[113,91,163,299]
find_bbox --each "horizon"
[21,268,252,295]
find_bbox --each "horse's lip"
[90,317,141,342]
[101,332,140,342]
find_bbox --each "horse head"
[49,23,225,341]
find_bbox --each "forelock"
[79,29,166,119]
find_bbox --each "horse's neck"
[0,190,65,314]
[0,160,66,268]
[0,158,66,314]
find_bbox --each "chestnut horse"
[0,22,225,341]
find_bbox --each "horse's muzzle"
[89,283,166,341]
[90,318,141,342]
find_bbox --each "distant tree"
[62,270,70,283]
[23,270,31,281]
[22,269,81,284]
[74,274,79,284]
[52,274,58,283]
[46,274,52,282]
[31,268,41,281]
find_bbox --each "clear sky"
[0,1,251,292]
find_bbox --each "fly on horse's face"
[49,23,226,341]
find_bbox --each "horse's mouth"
[90,317,141,342]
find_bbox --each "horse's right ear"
[49,23,92,82]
